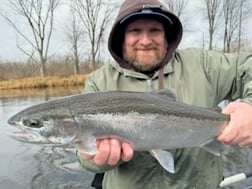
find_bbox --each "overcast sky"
[0,0,251,62]
[0,0,71,62]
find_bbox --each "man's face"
[123,18,168,72]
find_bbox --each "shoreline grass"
[0,74,88,90]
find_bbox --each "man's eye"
[127,28,141,33]
[150,28,162,32]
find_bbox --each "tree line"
[0,0,251,78]
[0,57,100,81]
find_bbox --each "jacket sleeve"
[201,50,252,104]
[76,150,121,173]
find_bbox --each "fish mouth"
[8,124,76,146]
[8,128,46,144]
[8,128,73,148]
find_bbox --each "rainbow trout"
[7,90,230,173]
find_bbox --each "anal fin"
[200,139,223,156]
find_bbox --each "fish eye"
[23,119,42,128]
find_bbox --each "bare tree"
[161,0,190,31]
[73,0,118,69]
[1,0,60,77]
[237,0,250,52]
[221,0,251,52]
[222,0,240,52]
[161,0,189,18]
[201,0,222,50]
[65,2,84,75]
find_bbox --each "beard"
[123,43,168,72]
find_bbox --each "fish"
[7,89,230,173]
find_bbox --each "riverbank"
[0,74,87,90]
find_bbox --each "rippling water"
[0,87,94,189]
[0,87,251,189]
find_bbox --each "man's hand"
[217,102,252,148]
[80,138,134,166]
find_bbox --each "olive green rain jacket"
[77,0,252,188]
[78,48,252,189]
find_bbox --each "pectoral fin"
[73,135,97,155]
[150,149,175,173]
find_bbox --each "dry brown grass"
[0,74,88,90]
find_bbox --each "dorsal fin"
[151,89,177,101]
[205,106,223,113]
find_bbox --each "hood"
[108,0,183,75]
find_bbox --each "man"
[77,0,252,188]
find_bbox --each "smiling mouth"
[137,48,156,51]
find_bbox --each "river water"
[0,87,94,189]
[0,87,252,189]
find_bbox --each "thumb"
[218,103,239,143]
[222,102,236,114]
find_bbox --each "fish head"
[8,108,78,146]
[8,115,48,143]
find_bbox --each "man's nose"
[139,32,152,45]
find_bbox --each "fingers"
[107,139,121,165]
[238,137,252,148]
[217,102,252,148]
[217,104,238,144]
[80,139,111,165]
[121,142,134,162]
[80,138,134,166]
[217,121,239,144]
[93,139,111,166]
